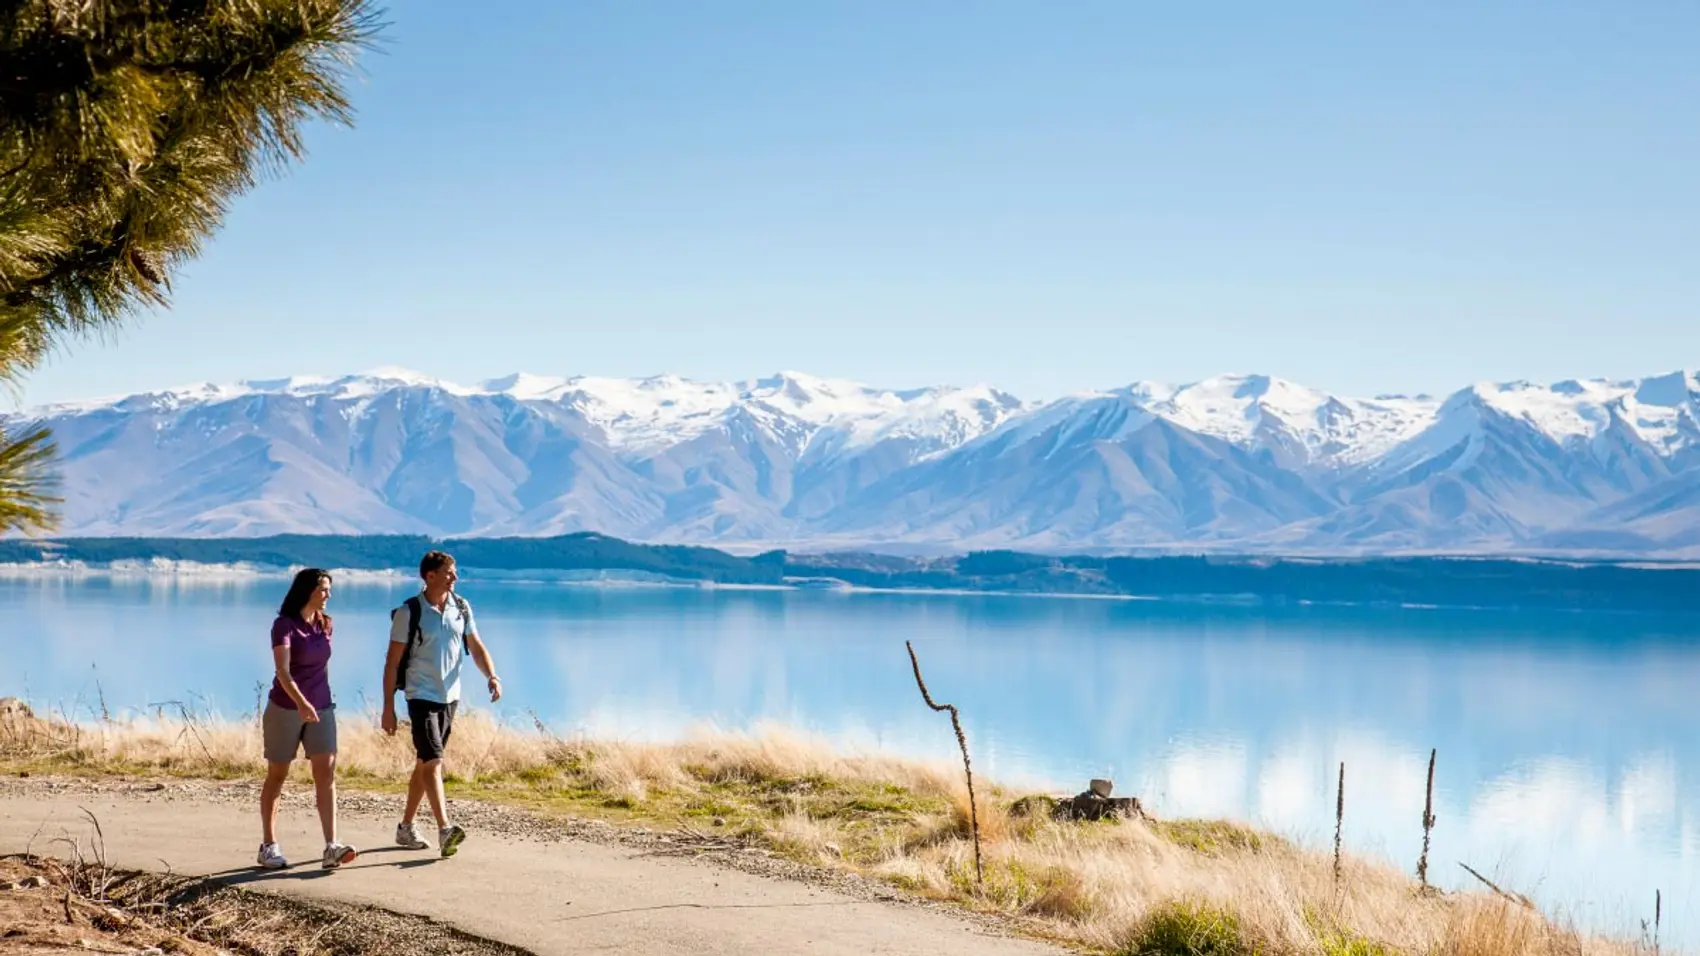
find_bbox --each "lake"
[4,572,1695,943]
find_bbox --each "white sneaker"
[256,842,287,869]
[439,824,466,858]
[321,841,358,870]
[395,822,430,850]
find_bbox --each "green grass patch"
[3,755,261,783]
[1007,794,1059,818]
[942,858,1095,921]
[839,789,926,815]
[682,799,739,818]
[1153,819,1276,856]
[1318,932,1397,956]
[1303,906,1398,956]
[515,764,558,785]
[1122,900,1257,956]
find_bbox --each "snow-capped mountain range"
[12,366,1700,556]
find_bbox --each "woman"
[257,567,358,870]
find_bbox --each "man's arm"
[466,631,501,702]
[381,609,407,735]
[457,598,502,702]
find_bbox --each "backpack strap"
[452,594,471,649]
[393,594,470,699]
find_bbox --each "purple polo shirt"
[268,614,335,711]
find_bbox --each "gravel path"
[0,775,1068,956]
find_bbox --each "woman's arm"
[272,643,319,722]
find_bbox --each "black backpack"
[392,593,472,697]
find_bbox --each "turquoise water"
[4,574,1695,942]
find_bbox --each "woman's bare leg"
[260,761,290,844]
[308,752,338,844]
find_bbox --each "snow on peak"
[350,368,1000,456]
[558,371,1024,456]
[1143,374,1328,440]
[556,375,742,448]
[25,378,271,415]
[298,369,476,399]
[22,366,1700,466]
[480,372,570,400]
[1466,372,1700,452]
[356,365,439,386]
[743,371,889,422]
[811,382,1029,457]
[1468,379,1620,441]
[1123,374,1440,464]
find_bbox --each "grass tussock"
[0,699,1653,956]
[1154,819,1279,857]
[1124,900,1254,956]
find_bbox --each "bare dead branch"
[905,640,981,886]
[1458,861,1535,909]
[1419,748,1437,888]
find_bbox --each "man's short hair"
[419,550,455,579]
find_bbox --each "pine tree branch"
[0,301,56,382]
[0,423,60,535]
[1,0,385,341]
[1,0,382,129]
[0,0,384,530]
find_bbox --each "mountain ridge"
[10,365,1700,556]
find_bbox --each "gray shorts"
[261,702,338,763]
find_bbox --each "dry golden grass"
[0,699,1657,956]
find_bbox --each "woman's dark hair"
[279,567,331,619]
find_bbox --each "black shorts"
[406,699,457,762]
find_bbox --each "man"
[382,550,503,857]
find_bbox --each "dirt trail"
[0,784,1064,956]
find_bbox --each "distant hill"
[0,533,784,586]
[3,532,1697,613]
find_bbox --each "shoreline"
[7,530,1700,614]
[2,558,1692,618]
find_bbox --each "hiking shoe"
[395,822,430,850]
[439,824,466,858]
[256,842,287,870]
[321,841,358,870]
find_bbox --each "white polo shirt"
[389,592,477,704]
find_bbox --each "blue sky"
[17,0,1700,406]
